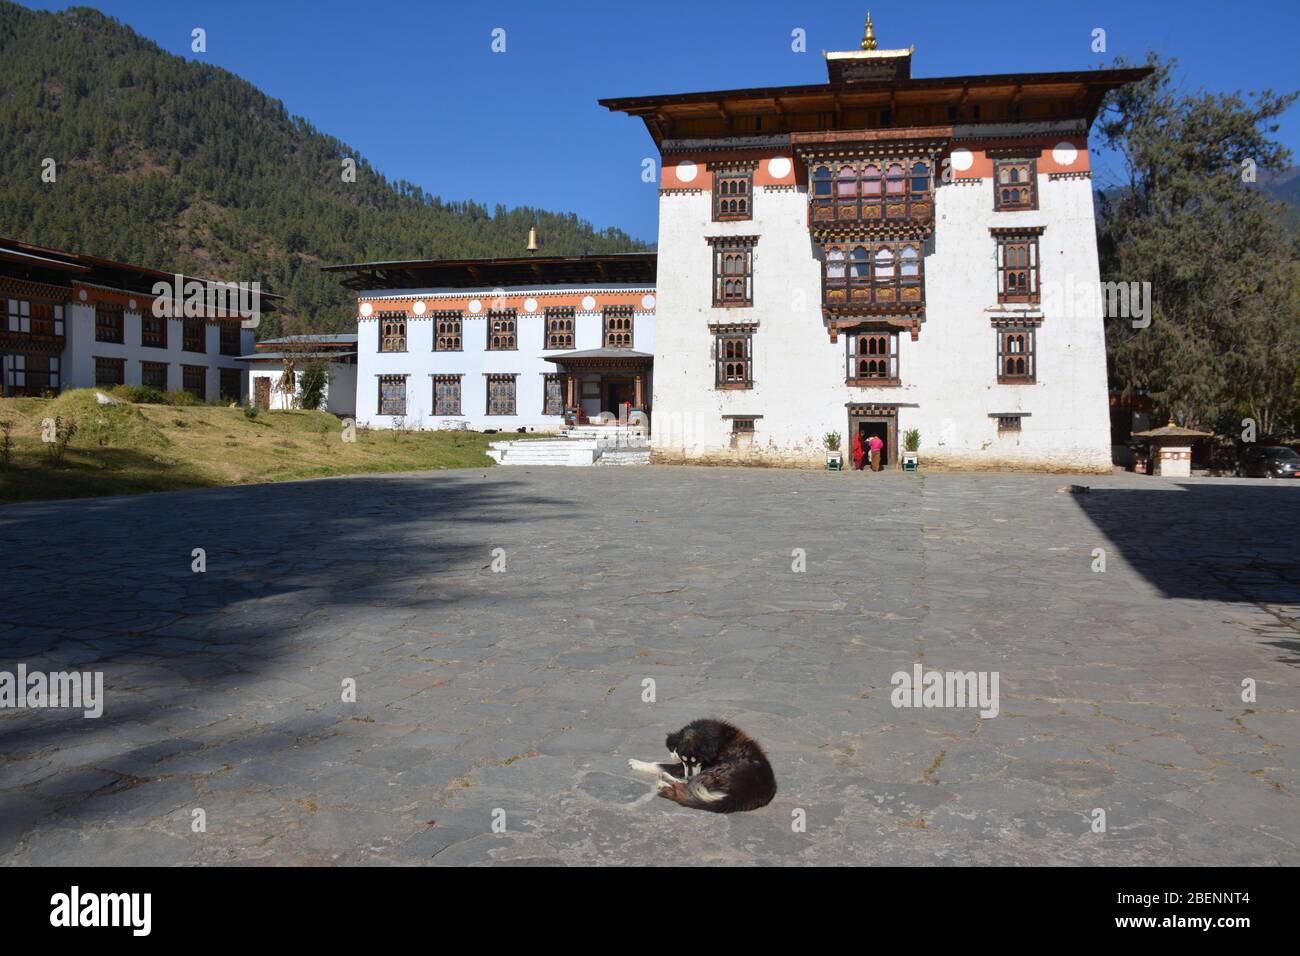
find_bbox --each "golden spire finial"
[861,12,878,51]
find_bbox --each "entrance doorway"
[848,407,897,469]
[606,379,632,416]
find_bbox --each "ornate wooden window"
[995,233,1040,303]
[94,356,125,387]
[219,368,242,401]
[847,330,899,385]
[822,240,923,309]
[9,300,65,337]
[219,322,241,356]
[95,303,124,343]
[543,373,565,415]
[433,374,462,416]
[994,158,1037,210]
[378,375,407,416]
[141,361,168,391]
[544,307,574,350]
[997,328,1036,383]
[486,374,516,415]
[141,313,167,348]
[183,317,206,353]
[182,364,207,400]
[603,306,634,348]
[7,354,59,393]
[810,158,932,224]
[713,166,753,221]
[709,237,756,307]
[379,312,407,352]
[713,324,754,389]
[433,311,463,351]
[487,311,517,350]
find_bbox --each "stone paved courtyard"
[1,467,1298,865]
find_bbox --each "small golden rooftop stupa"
[824,12,915,83]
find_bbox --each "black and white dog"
[628,718,777,813]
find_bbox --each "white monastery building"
[599,16,1151,470]
[323,254,656,432]
[0,236,266,401]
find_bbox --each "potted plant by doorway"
[824,431,843,470]
[902,428,921,471]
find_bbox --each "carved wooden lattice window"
[847,331,899,385]
[141,361,168,391]
[543,373,565,415]
[823,241,923,308]
[486,374,516,415]
[380,313,407,352]
[810,158,932,224]
[997,329,1036,383]
[24,301,64,337]
[996,234,1040,303]
[994,158,1037,210]
[432,311,462,351]
[433,374,462,415]
[714,325,754,389]
[95,356,125,387]
[182,364,207,400]
[378,375,406,416]
[545,307,574,350]
[603,307,634,348]
[183,317,206,353]
[713,167,753,222]
[9,354,59,392]
[710,238,756,307]
[95,303,124,343]
[141,314,167,348]
[219,322,240,356]
[487,311,517,350]
[997,415,1023,433]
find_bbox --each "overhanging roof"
[323,253,657,292]
[600,67,1153,147]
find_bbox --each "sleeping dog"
[628,718,777,813]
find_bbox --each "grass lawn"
[0,390,500,504]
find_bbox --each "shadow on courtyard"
[1072,482,1300,606]
[0,471,575,840]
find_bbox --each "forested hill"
[0,2,646,334]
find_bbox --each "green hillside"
[0,2,645,334]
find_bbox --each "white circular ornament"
[675,160,698,183]
[469,299,482,314]
[1052,142,1079,166]
[524,298,538,313]
[581,295,596,311]
[359,302,373,317]
[767,156,792,179]
[641,294,656,310]
[412,300,426,315]
[950,148,974,172]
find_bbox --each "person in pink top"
[868,433,884,471]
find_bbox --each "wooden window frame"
[181,364,207,400]
[822,240,924,309]
[847,329,900,386]
[7,298,65,337]
[603,306,634,348]
[486,311,517,351]
[433,311,463,352]
[140,361,168,391]
[141,313,167,349]
[731,417,757,434]
[378,374,407,416]
[94,356,125,387]
[485,373,517,416]
[433,374,462,416]
[182,317,206,353]
[810,157,933,225]
[993,158,1038,211]
[712,166,754,222]
[95,303,124,344]
[997,328,1036,384]
[995,233,1041,304]
[544,307,575,350]
[8,353,60,393]
[713,324,755,389]
[996,414,1023,434]
[542,373,565,416]
[379,312,407,353]
[219,367,242,401]
[709,237,756,308]
[219,322,241,356]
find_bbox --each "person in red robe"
[852,432,866,470]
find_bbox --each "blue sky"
[21,0,1300,243]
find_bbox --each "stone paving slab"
[1,467,1297,865]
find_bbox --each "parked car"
[1239,445,1300,478]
